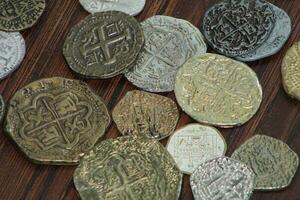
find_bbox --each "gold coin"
[175,53,262,127]
[5,77,110,164]
[282,42,300,100]
[74,135,182,200]
[112,90,179,140]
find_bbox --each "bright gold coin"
[175,53,262,127]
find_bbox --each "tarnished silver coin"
[202,0,275,57]
[190,157,255,200]
[126,15,207,92]
[166,124,227,175]
[0,31,26,80]
[236,4,291,61]
[0,94,4,123]
[79,0,146,16]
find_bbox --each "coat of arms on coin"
[63,11,144,79]
[5,77,111,164]
[232,135,299,190]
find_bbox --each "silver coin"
[190,156,255,200]
[0,32,26,80]
[0,94,4,123]
[125,15,207,92]
[236,4,291,61]
[79,0,146,16]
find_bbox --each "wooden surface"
[0,0,300,199]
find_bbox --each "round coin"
[74,135,182,200]
[125,15,207,92]
[166,124,227,174]
[79,0,146,16]
[175,53,262,128]
[112,90,179,140]
[0,0,46,31]
[232,135,299,190]
[190,157,255,200]
[202,0,275,57]
[0,31,26,79]
[282,42,300,100]
[5,77,111,164]
[0,94,5,123]
[63,11,144,79]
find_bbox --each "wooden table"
[0,0,299,199]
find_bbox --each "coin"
[175,53,262,128]
[4,77,111,164]
[112,90,179,140]
[63,11,144,79]
[0,94,5,123]
[202,0,275,57]
[190,157,255,200]
[74,135,182,200]
[79,0,146,16]
[0,31,26,80]
[125,15,207,92]
[166,124,227,174]
[282,42,300,100]
[231,135,299,190]
[236,4,291,61]
[0,0,46,31]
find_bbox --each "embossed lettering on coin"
[5,77,111,164]
[190,157,255,200]
[112,90,179,140]
[74,136,182,200]
[0,94,4,123]
[175,53,262,127]
[63,11,144,79]
[126,15,207,92]
[232,135,299,190]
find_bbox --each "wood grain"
[0,0,299,199]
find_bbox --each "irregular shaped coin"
[112,90,179,140]
[0,31,26,79]
[126,15,207,92]
[5,77,111,164]
[190,157,255,200]
[202,0,275,57]
[0,0,46,31]
[175,53,262,128]
[166,124,227,174]
[232,135,299,190]
[0,94,4,123]
[282,42,300,100]
[74,135,182,200]
[79,0,146,16]
[63,11,144,79]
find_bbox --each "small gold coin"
[112,90,179,140]
[74,135,182,200]
[5,77,111,164]
[282,42,300,100]
[175,53,262,127]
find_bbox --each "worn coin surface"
[0,94,4,123]
[79,0,146,16]
[236,5,291,61]
[166,124,227,174]
[175,53,262,128]
[125,15,207,92]
[0,31,26,79]
[74,135,182,200]
[232,135,299,190]
[5,77,111,164]
[190,156,255,200]
[63,11,144,79]
[112,90,179,140]
[0,0,46,31]
[282,42,300,100]
[202,0,275,57]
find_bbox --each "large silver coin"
[190,157,255,200]
[236,4,291,61]
[126,15,207,92]
[0,94,4,123]
[0,32,26,80]
[79,0,146,16]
